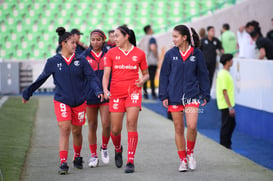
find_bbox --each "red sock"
[73,145,82,159]
[101,135,110,149]
[187,140,196,155]
[89,144,97,157]
[127,132,138,164]
[59,150,68,164]
[178,150,187,162]
[110,132,121,152]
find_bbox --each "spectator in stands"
[199,28,206,42]
[105,30,116,50]
[250,30,273,60]
[216,54,236,149]
[200,26,224,89]
[237,24,256,59]
[138,25,159,99]
[266,18,273,42]
[221,23,237,54]
[71,28,88,55]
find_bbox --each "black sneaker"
[58,162,69,175]
[114,145,123,168]
[124,162,135,173]
[73,156,83,169]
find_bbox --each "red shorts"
[54,100,86,126]
[109,93,142,112]
[168,102,200,113]
[87,102,109,108]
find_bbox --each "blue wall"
[235,104,273,143]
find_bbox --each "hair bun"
[56,27,66,36]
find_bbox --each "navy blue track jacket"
[80,46,109,104]
[22,54,103,107]
[159,47,210,105]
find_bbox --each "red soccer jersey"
[104,46,148,98]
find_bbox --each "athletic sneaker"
[73,156,83,169]
[114,145,123,168]
[88,156,99,168]
[124,162,135,173]
[187,153,197,170]
[101,147,110,164]
[58,162,69,175]
[178,159,188,172]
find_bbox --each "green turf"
[0,96,38,181]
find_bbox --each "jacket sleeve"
[22,59,52,101]
[196,49,211,102]
[82,58,103,96]
[159,52,171,101]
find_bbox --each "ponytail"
[56,27,72,46]
[174,25,200,48]
[117,25,136,46]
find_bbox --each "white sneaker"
[187,153,196,170]
[178,159,188,172]
[101,148,110,164]
[88,156,99,168]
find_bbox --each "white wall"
[155,0,273,53]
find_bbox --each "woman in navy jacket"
[22,27,103,175]
[80,29,111,168]
[159,25,210,172]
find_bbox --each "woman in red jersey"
[80,29,110,167]
[103,25,149,173]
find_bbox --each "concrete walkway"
[21,96,273,181]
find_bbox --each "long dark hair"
[174,25,200,48]
[117,25,136,46]
[90,29,106,48]
[56,27,72,48]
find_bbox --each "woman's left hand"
[135,78,144,87]
[201,99,207,106]
[98,93,104,102]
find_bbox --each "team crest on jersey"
[204,40,208,44]
[115,56,121,60]
[213,41,217,45]
[57,63,62,70]
[173,56,178,60]
[189,56,196,62]
[132,56,138,62]
[74,60,80,66]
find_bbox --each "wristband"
[228,107,233,111]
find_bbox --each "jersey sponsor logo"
[114,64,137,70]
[57,63,62,70]
[78,111,85,123]
[173,56,178,60]
[132,56,138,62]
[74,60,80,66]
[189,56,196,62]
[115,56,121,60]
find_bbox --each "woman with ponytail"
[80,29,111,168]
[159,25,210,172]
[103,25,149,173]
[22,27,103,175]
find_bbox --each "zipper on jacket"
[68,60,76,106]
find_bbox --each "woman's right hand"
[104,89,111,100]
[163,99,168,108]
[22,98,27,104]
